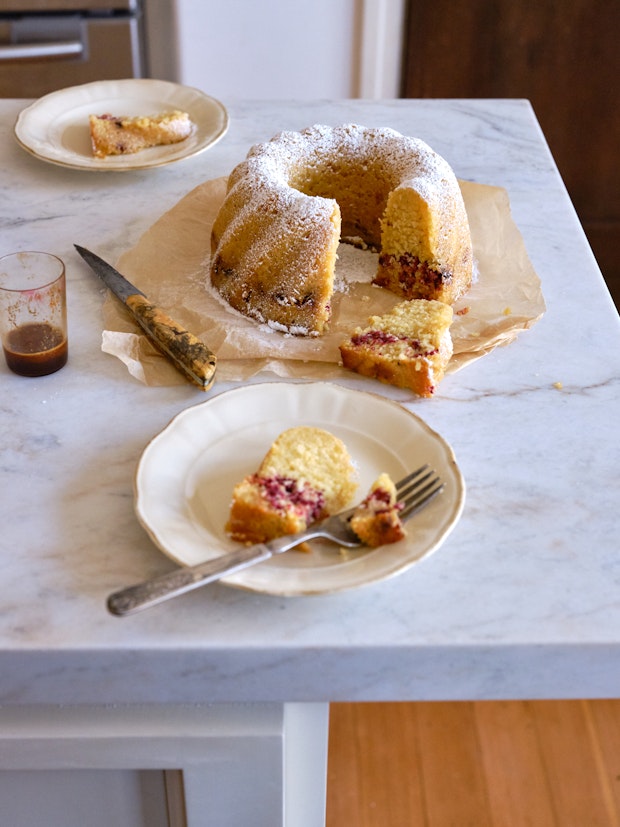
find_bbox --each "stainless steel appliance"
[0,0,146,97]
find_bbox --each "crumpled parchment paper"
[101,176,546,387]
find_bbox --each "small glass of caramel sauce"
[0,251,68,377]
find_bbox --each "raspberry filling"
[255,475,325,522]
[352,330,399,346]
[376,252,452,296]
[362,488,404,515]
[351,329,438,357]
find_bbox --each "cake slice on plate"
[89,110,192,158]
[226,426,358,545]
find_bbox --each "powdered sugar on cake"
[209,123,473,338]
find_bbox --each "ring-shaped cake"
[209,124,473,336]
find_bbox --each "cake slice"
[226,426,358,544]
[339,299,453,398]
[89,110,192,158]
[349,473,406,547]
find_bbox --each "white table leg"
[283,703,330,827]
[177,703,329,827]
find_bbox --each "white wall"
[145,0,406,100]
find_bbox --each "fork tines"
[396,465,444,521]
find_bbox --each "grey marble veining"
[1,98,619,705]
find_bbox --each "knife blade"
[75,244,216,390]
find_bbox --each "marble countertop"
[1,98,619,706]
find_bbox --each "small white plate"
[14,78,228,171]
[134,382,466,596]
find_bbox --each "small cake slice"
[89,110,192,158]
[339,299,453,398]
[226,426,358,544]
[349,473,406,547]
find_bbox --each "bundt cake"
[89,110,192,158]
[209,123,472,335]
[226,426,358,544]
[339,299,454,397]
[349,473,406,547]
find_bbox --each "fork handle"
[106,531,314,616]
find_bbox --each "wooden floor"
[326,701,620,827]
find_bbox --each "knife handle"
[126,294,217,390]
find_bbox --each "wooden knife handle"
[126,294,217,390]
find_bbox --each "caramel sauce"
[3,322,68,377]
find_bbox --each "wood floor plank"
[326,703,364,824]
[327,702,428,827]
[474,701,558,827]
[357,704,427,825]
[415,702,493,827]
[529,700,616,827]
[583,699,620,823]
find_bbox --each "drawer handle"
[0,40,84,61]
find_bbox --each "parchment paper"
[101,177,545,387]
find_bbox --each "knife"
[75,244,217,391]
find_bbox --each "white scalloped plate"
[134,382,466,596]
[14,79,228,171]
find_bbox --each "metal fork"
[107,465,443,616]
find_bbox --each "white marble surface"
[1,98,619,705]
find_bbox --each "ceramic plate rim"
[14,78,229,171]
[134,382,466,596]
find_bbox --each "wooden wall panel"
[402,0,620,308]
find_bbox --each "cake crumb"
[503,307,512,315]
[455,306,470,316]
[553,381,563,390]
